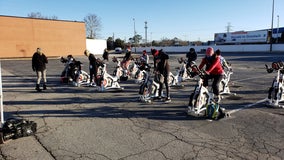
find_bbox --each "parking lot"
[0,51,283,160]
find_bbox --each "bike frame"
[139,70,161,103]
[100,64,123,91]
[187,63,216,116]
[267,68,284,108]
[219,69,234,95]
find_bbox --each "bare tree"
[84,14,101,39]
[27,12,58,20]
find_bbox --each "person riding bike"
[138,50,149,71]
[60,55,78,81]
[186,48,197,68]
[198,47,224,103]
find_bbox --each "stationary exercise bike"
[112,56,130,81]
[167,58,198,88]
[60,56,90,86]
[177,57,193,81]
[187,62,227,119]
[265,61,284,108]
[138,66,163,103]
[97,63,124,92]
[219,67,235,95]
[129,58,148,84]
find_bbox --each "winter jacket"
[186,51,197,62]
[88,53,97,70]
[199,55,224,75]
[154,50,170,75]
[32,52,48,71]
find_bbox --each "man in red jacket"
[199,47,224,102]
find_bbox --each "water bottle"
[101,80,105,92]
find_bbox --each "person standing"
[151,49,171,103]
[32,47,48,92]
[102,48,109,62]
[121,46,132,70]
[84,49,98,86]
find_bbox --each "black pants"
[203,74,223,95]
[89,66,98,84]
[158,74,170,98]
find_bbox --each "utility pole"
[276,15,279,43]
[144,21,148,46]
[270,0,275,52]
[112,33,115,49]
[133,18,136,53]
[226,22,233,33]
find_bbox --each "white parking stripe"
[227,98,267,115]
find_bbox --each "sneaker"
[164,97,171,103]
[89,82,96,87]
[156,96,162,100]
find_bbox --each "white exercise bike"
[130,58,148,84]
[97,64,124,92]
[177,57,193,81]
[138,67,163,103]
[219,68,235,95]
[112,56,130,81]
[265,61,284,108]
[187,62,227,119]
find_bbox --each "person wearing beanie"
[152,49,171,103]
[186,48,197,69]
[198,47,224,103]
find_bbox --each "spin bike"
[129,58,148,84]
[265,61,284,108]
[167,58,198,88]
[187,62,228,119]
[177,57,193,81]
[138,66,163,103]
[60,56,90,87]
[219,67,235,95]
[112,56,130,81]
[96,63,124,92]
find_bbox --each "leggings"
[158,74,170,98]
[89,67,98,84]
[203,74,223,96]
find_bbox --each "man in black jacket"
[186,48,197,68]
[151,49,171,103]
[84,50,98,86]
[32,48,48,91]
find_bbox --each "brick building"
[0,15,86,58]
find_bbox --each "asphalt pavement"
[0,52,283,160]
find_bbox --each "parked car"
[115,47,122,54]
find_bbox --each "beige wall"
[0,16,86,58]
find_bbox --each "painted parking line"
[233,75,268,82]
[227,98,267,115]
